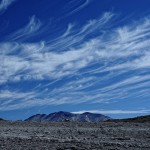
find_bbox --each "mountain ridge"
[25,111,110,122]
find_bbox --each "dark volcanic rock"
[25,111,110,122]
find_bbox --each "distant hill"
[107,115,150,123]
[25,111,110,122]
[121,115,150,123]
[0,118,5,121]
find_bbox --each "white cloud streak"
[7,16,42,41]
[72,109,150,114]
[62,0,91,17]
[0,12,150,110]
[0,0,15,12]
[0,12,114,83]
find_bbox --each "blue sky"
[0,0,150,120]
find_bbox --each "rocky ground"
[0,120,150,150]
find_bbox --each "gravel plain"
[0,120,150,150]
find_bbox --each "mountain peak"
[25,111,110,122]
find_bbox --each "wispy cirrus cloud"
[62,0,91,17]
[0,11,150,111]
[0,12,114,83]
[7,16,42,41]
[0,0,16,12]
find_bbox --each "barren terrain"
[0,120,150,150]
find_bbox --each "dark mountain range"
[25,111,110,122]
